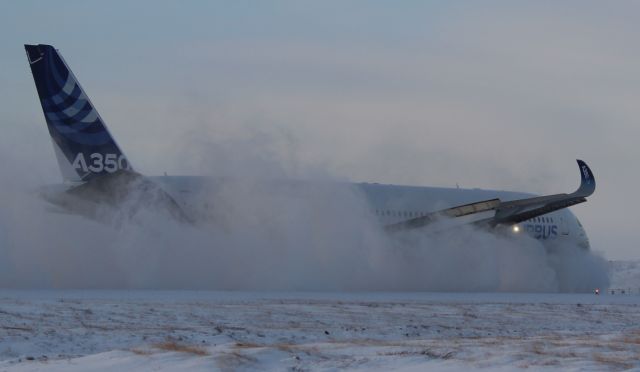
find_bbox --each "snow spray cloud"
[0,129,609,292]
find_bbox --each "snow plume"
[0,134,609,292]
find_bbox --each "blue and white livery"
[25,44,131,182]
[25,44,595,249]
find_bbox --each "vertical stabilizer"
[25,44,132,182]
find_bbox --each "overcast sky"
[1,1,638,259]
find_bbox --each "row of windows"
[375,209,556,224]
[375,210,427,218]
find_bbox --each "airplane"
[24,44,594,249]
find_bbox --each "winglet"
[574,159,595,198]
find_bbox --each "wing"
[385,160,595,232]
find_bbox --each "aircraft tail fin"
[25,44,132,182]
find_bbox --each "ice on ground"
[0,291,638,371]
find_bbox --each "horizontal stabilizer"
[43,170,193,224]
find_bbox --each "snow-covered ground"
[609,260,640,295]
[0,289,639,371]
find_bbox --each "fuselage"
[144,176,590,250]
[357,182,589,248]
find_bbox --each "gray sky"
[1,1,638,259]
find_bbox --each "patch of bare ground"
[233,342,262,349]
[531,358,561,366]
[621,335,640,345]
[476,336,512,346]
[277,344,332,361]
[529,341,545,355]
[380,348,454,360]
[605,342,627,352]
[216,351,258,371]
[153,341,209,356]
[592,353,634,369]
[130,348,153,356]
[275,343,296,353]
[528,344,580,359]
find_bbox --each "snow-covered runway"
[0,291,638,371]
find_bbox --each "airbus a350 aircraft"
[24,44,595,249]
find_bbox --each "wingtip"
[574,159,595,197]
